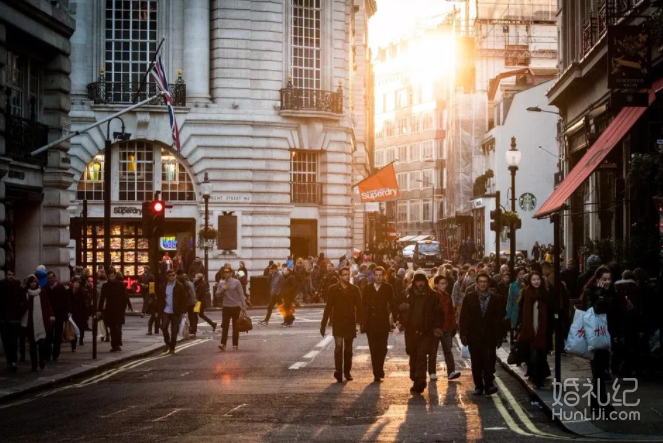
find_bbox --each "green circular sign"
[519,193,537,211]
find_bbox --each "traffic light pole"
[495,190,501,267]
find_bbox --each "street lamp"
[505,136,521,280]
[526,106,560,116]
[201,172,213,284]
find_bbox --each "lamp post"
[505,136,521,279]
[201,172,213,284]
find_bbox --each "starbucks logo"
[519,193,537,211]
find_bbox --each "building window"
[385,92,395,111]
[290,150,320,204]
[385,147,395,164]
[397,201,408,223]
[291,0,321,89]
[410,114,421,133]
[412,85,422,104]
[397,172,408,190]
[385,120,394,138]
[422,111,433,130]
[422,169,434,188]
[161,149,195,201]
[398,145,408,162]
[375,149,385,168]
[6,52,42,120]
[422,140,434,159]
[410,199,421,222]
[77,154,106,201]
[397,117,408,135]
[409,171,421,190]
[396,88,409,108]
[409,143,421,162]
[422,198,432,221]
[119,141,154,201]
[105,0,158,88]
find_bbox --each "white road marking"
[152,408,185,422]
[223,404,247,416]
[484,427,508,431]
[289,361,308,369]
[315,335,334,348]
[302,350,320,359]
[99,405,137,418]
[388,371,410,377]
[355,345,393,350]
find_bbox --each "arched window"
[76,142,196,202]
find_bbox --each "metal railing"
[290,181,322,204]
[4,113,48,166]
[582,16,598,56]
[280,80,343,114]
[87,78,186,106]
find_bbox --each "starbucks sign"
[519,193,537,212]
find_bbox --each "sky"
[369,0,457,50]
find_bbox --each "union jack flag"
[150,56,181,151]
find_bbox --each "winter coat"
[138,273,155,296]
[400,285,443,337]
[194,279,211,309]
[283,274,298,299]
[0,279,26,323]
[68,287,90,330]
[582,282,618,337]
[434,289,457,332]
[188,261,206,280]
[269,272,284,297]
[517,286,554,351]
[43,282,70,323]
[321,282,363,339]
[158,281,189,315]
[25,288,54,341]
[361,282,396,334]
[506,281,522,329]
[98,280,128,326]
[318,271,339,298]
[459,289,504,347]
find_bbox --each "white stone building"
[67,0,375,288]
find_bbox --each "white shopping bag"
[583,307,611,352]
[564,308,593,359]
[461,345,471,359]
[178,316,190,339]
[68,317,80,339]
[98,319,106,338]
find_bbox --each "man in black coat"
[459,272,504,395]
[399,270,443,394]
[320,266,363,383]
[139,266,156,318]
[0,270,26,372]
[97,268,128,352]
[361,266,396,382]
[43,271,70,361]
[158,269,189,354]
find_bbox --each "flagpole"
[352,161,398,188]
[132,37,166,104]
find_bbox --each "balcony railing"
[280,80,343,114]
[582,16,598,56]
[87,77,186,106]
[4,113,49,166]
[291,181,322,204]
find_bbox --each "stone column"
[0,23,8,279]
[184,0,210,102]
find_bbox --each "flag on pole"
[356,162,401,202]
[150,56,181,151]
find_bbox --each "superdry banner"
[356,162,400,203]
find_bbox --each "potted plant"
[485,169,494,179]
[197,227,218,248]
[501,210,521,227]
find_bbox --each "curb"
[496,347,657,440]
[0,341,171,403]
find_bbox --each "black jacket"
[459,289,504,347]
[321,282,363,339]
[0,279,25,323]
[361,282,396,334]
[283,273,298,299]
[99,280,128,325]
[158,281,189,316]
[43,282,70,323]
[68,287,90,328]
[400,285,443,336]
[194,279,211,309]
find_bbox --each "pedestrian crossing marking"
[289,361,307,370]
[315,335,334,348]
[302,350,320,359]
[388,371,410,377]
[356,345,392,350]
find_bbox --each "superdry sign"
[356,163,401,203]
[113,206,142,215]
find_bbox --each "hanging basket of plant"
[198,227,218,247]
[501,210,521,227]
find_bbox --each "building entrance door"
[290,219,317,259]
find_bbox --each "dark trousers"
[468,341,497,390]
[407,334,433,388]
[264,293,282,322]
[161,313,179,350]
[197,306,216,331]
[187,305,198,334]
[109,324,122,349]
[221,306,241,347]
[591,349,611,408]
[334,336,354,375]
[148,314,160,334]
[0,322,20,366]
[29,338,47,370]
[47,320,64,360]
[366,331,388,378]
[430,332,456,375]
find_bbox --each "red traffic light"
[152,201,165,213]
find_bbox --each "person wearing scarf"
[21,275,54,371]
[517,271,553,388]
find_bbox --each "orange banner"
[357,163,400,203]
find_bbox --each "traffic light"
[142,201,152,233]
[151,200,165,237]
[490,208,502,232]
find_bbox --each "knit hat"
[586,255,601,269]
[35,269,48,287]
[397,268,406,278]
[413,269,428,283]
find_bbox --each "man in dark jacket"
[97,268,128,352]
[259,264,283,326]
[361,266,395,382]
[43,271,70,361]
[560,259,580,300]
[400,270,443,394]
[320,266,363,383]
[316,262,339,303]
[460,272,503,395]
[187,257,205,280]
[158,269,189,354]
[577,255,601,297]
[139,266,155,318]
[0,270,25,371]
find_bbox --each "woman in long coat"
[22,275,54,371]
[68,276,89,351]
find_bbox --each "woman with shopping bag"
[67,276,89,352]
[97,268,128,352]
[21,275,54,372]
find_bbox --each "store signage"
[209,194,252,203]
[113,206,142,215]
[519,193,537,212]
[598,160,618,170]
[160,236,178,250]
[607,25,651,89]
[365,202,379,212]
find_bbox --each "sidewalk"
[497,343,663,439]
[0,316,172,402]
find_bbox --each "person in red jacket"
[430,275,461,381]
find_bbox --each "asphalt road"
[0,309,579,442]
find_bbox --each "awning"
[534,77,663,219]
[411,235,432,242]
[398,235,416,242]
